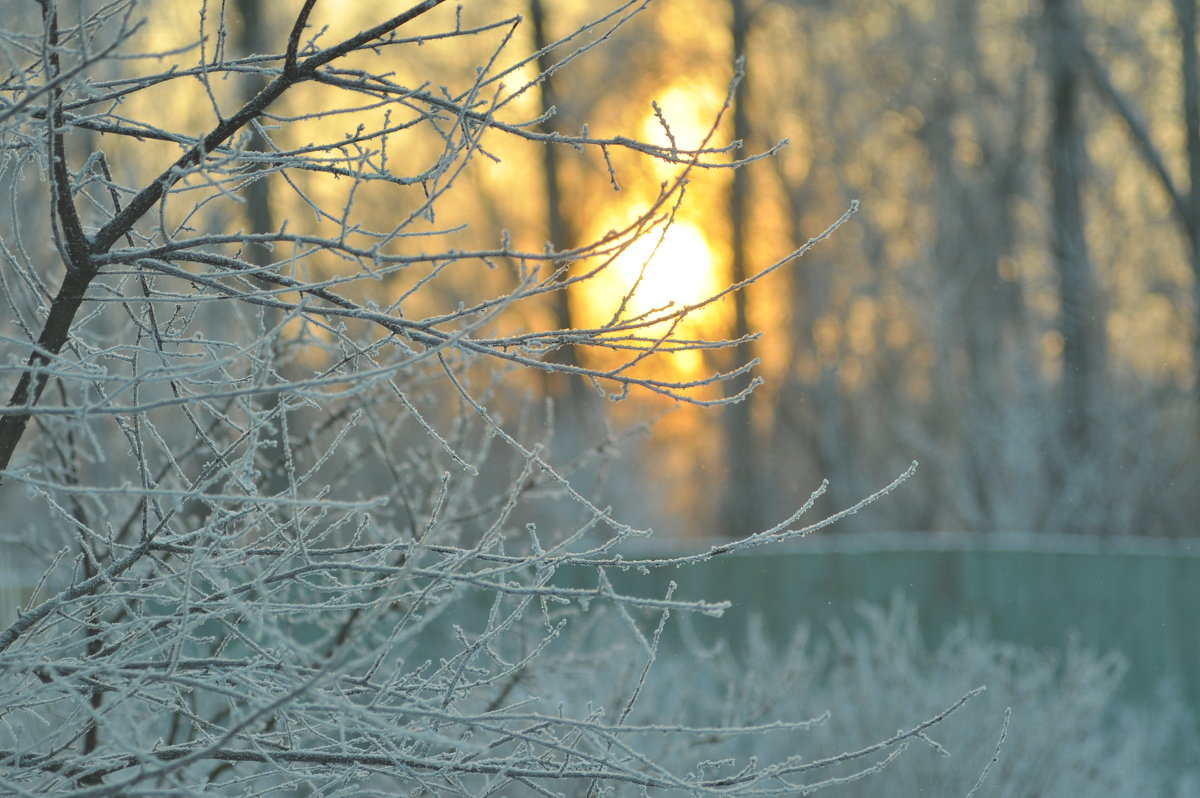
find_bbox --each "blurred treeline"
[503,0,1200,539]
[44,0,1198,538]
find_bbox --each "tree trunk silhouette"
[232,0,287,503]
[1175,0,1200,406]
[719,0,770,537]
[530,0,584,407]
[1044,0,1105,462]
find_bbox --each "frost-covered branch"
[0,2,978,795]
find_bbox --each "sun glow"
[642,84,727,151]
[575,220,728,380]
[614,223,723,317]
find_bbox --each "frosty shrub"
[621,599,1198,797]
[0,1,997,795]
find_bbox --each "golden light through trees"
[83,0,1200,538]
[562,74,737,385]
[574,217,727,379]
[8,4,1199,793]
[611,222,723,318]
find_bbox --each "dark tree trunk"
[1044,0,1105,458]
[1175,0,1200,403]
[719,0,770,537]
[530,0,583,404]
[232,0,287,500]
[232,0,275,268]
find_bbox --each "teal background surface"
[599,533,1199,709]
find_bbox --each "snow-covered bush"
[622,598,1198,797]
[0,1,1039,795]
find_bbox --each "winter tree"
[0,1,984,794]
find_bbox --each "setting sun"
[613,222,723,318]
[574,219,729,379]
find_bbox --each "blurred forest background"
[465,0,1198,539]
[494,0,1200,540]
[22,0,1200,540]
